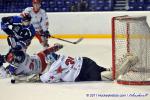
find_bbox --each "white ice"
[0,38,150,100]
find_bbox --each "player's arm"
[1,16,13,24]
[1,16,21,26]
[6,35,26,51]
[29,24,36,39]
[22,7,31,14]
[36,44,63,65]
[12,26,35,51]
[40,10,51,38]
[1,16,14,36]
[41,43,63,55]
[12,41,27,51]
[1,16,22,36]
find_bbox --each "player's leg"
[7,36,16,49]
[35,32,49,49]
[75,57,107,81]
[40,35,49,48]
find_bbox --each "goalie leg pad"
[116,54,138,79]
[101,54,138,80]
[101,70,113,81]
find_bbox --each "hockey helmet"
[20,13,31,26]
[6,51,26,65]
[21,13,31,22]
[32,0,41,3]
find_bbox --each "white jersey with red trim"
[40,55,83,83]
[14,54,42,75]
[22,7,49,32]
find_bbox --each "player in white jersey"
[22,0,51,49]
[0,44,109,83]
[0,44,63,81]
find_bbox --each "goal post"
[112,15,150,85]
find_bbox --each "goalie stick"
[10,74,40,84]
[51,36,83,44]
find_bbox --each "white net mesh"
[112,16,150,85]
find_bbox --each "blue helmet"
[20,13,31,22]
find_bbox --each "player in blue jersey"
[1,13,35,52]
[1,13,36,76]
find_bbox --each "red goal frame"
[111,15,150,85]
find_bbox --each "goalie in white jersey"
[0,44,109,83]
[22,0,51,49]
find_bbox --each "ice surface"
[0,38,150,100]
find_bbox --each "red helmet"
[6,51,26,64]
[32,0,41,3]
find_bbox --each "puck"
[11,79,15,84]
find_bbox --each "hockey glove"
[1,17,13,24]
[54,43,63,50]
[6,65,16,75]
[42,30,51,38]
[12,45,22,51]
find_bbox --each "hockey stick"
[51,36,83,44]
[10,74,41,84]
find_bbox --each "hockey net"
[112,15,150,85]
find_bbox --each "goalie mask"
[6,51,26,65]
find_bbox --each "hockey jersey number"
[40,55,83,83]
[65,56,75,66]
